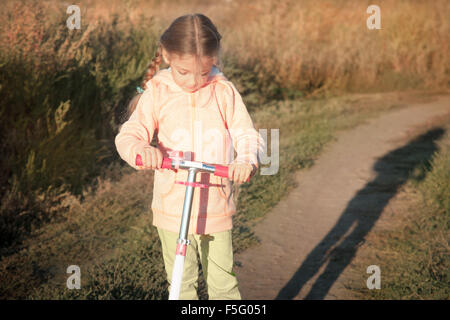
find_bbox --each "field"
[0,0,448,299]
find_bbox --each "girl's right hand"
[137,146,163,171]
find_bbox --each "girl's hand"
[137,145,164,171]
[228,162,255,184]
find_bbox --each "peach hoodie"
[115,66,265,234]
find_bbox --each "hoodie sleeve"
[222,81,265,169]
[115,88,158,170]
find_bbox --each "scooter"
[135,151,251,300]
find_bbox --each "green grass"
[347,116,450,300]
[0,88,426,299]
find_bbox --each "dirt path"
[234,93,450,300]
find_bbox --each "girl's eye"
[178,70,209,76]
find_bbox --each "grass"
[0,0,449,299]
[342,114,450,300]
[0,89,438,299]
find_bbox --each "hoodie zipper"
[191,92,198,232]
[191,93,196,159]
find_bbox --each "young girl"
[115,13,264,300]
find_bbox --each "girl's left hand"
[228,162,256,184]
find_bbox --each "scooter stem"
[135,152,252,300]
[168,167,198,300]
[178,168,197,242]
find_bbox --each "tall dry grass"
[41,0,450,96]
[0,0,160,252]
[221,0,450,93]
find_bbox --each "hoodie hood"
[147,66,228,93]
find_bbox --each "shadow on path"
[276,127,445,300]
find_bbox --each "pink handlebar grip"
[162,157,173,169]
[136,154,172,170]
[136,154,143,166]
[215,164,251,182]
[214,165,229,178]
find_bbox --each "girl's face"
[162,50,216,93]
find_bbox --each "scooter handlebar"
[135,154,143,166]
[213,165,228,178]
[135,154,251,182]
[162,157,173,170]
[135,154,179,170]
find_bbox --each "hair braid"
[141,46,163,90]
[123,46,163,121]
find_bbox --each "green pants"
[157,227,241,300]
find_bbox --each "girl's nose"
[187,74,202,88]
